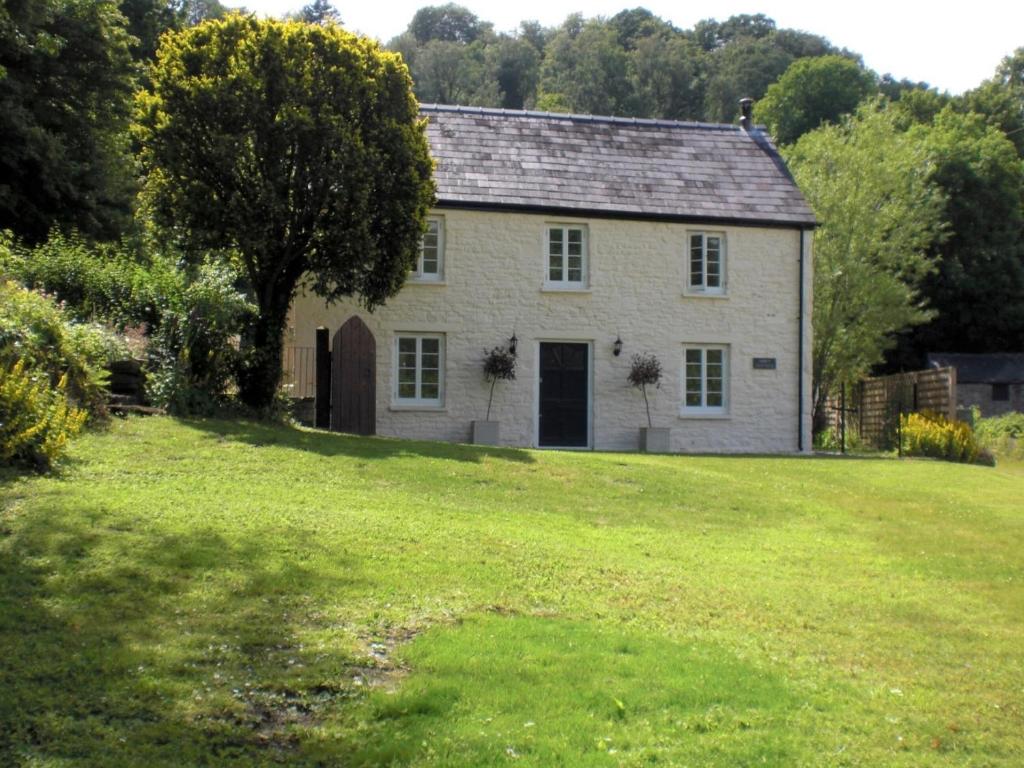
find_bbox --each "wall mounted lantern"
[509,333,518,356]
[613,335,623,357]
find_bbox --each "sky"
[222,0,1023,95]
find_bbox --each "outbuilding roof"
[927,353,1024,384]
[421,104,816,229]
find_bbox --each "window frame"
[992,382,1010,402]
[685,231,726,296]
[681,344,729,416]
[544,224,589,290]
[411,217,444,283]
[393,333,445,407]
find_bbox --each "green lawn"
[1,417,1022,767]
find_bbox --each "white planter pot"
[640,427,671,453]
[472,420,500,446]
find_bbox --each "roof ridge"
[418,103,751,133]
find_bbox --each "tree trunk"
[486,377,497,421]
[237,291,291,410]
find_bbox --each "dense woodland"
[1,0,1023,436]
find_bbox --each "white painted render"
[286,208,813,453]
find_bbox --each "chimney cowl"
[739,97,753,130]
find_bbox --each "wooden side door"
[331,316,376,435]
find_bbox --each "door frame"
[534,339,594,450]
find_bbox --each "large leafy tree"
[0,0,137,243]
[784,103,946,429]
[119,0,232,71]
[887,109,1024,366]
[631,32,706,120]
[120,0,181,61]
[540,16,633,116]
[757,55,876,145]
[488,35,541,109]
[408,3,491,45]
[702,36,794,123]
[962,48,1024,157]
[297,0,341,26]
[407,38,497,105]
[135,14,435,408]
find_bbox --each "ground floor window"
[395,334,444,406]
[683,345,728,414]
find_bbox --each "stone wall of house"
[287,208,813,453]
[957,383,1024,418]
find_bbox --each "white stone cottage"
[286,104,815,453]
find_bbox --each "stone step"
[109,403,165,417]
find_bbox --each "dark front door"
[331,316,376,435]
[539,342,589,447]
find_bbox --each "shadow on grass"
[182,418,907,467]
[182,418,537,464]
[0,498,367,767]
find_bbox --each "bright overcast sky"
[223,0,1022,95]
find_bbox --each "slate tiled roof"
[421,104,816,228]
[927,353,1024,383]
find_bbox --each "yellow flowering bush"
[900,410,981,463]
[0,359,87,470]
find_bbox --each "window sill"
[682,290,728,299]
[389,404,447,413]
[407,278,447,286]
[542,285,592,294]
[678,411,730,420]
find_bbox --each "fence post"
[314,326,331,429]
[897,403,903,458]
[947,366,957,422]
[858,380,864,440]
[840,382,846,454]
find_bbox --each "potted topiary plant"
[629,352,670,452]
[473,344,516,445]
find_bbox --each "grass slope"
[1,417,1022,766]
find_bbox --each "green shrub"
[2,231,254,415]
[973,412,1024,461]
[813,426,869,453]
[900,410,982,464]
[145,261,253,415]
[0,229,179,330]
[974,412,1024,441]
[0,279,128,416]
[0,358,87,469]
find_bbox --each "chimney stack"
[739,98,753,130]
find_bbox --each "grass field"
[1,417,1022,766]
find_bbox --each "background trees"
[387,6,851,121]
[757,56,876,145]
[0,0,137,243]
[886,109,1024,368]
[135,15,435,408]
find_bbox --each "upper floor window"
[687,232,725,295]
[683,345,728,415]
[545,224,588,289]
[413,217,444,282]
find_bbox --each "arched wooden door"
[330,316,376,435]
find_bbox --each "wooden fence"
[826,367,957,450]
[282,345,316,399]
